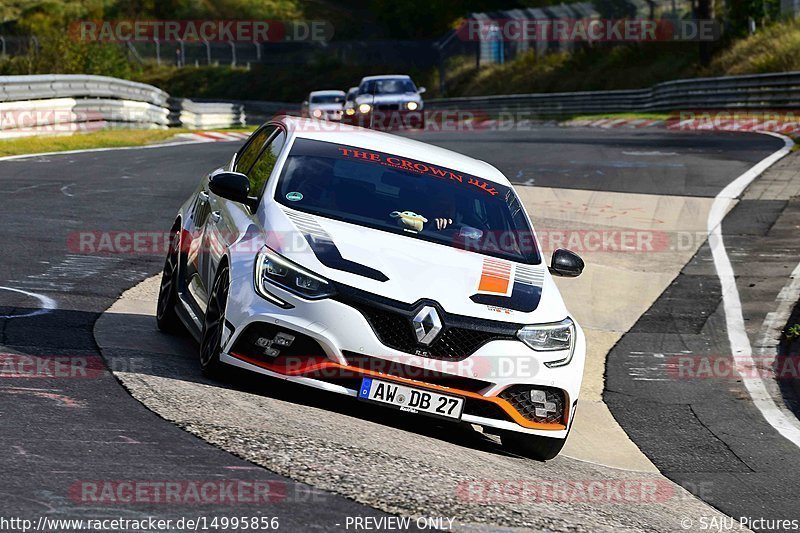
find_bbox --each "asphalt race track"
[1,127,796,531]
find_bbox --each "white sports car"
[156,116,586,460]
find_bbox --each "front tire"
[502,430,567,461]
[199,265,230,378]
[156,225,182,333]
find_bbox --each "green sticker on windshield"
[286,192,303,202]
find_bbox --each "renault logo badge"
[412,305,442,345]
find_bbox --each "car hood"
[265,206,568,324]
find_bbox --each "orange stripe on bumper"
[230,352,566,431]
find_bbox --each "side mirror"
[549,249,584,277]
[302,100,309,106]
[418,87,427,94]
[208,171,251,204]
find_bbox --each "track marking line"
[0,286,57,319]
[0,139,214,163]
[708,131,800,448]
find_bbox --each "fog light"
[530,389,546,403]
[274,332,295,347]
[264,347,280,357]
[499,385,565,424]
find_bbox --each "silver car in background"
[352,75,426,129]
[301,90,346,121]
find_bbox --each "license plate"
[358,378,464,420]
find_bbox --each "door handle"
[210,211,222,223]
[198,191,209,202]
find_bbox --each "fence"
[426,71,800,117]
[0,74,244,137]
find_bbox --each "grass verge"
[0,127,254,158]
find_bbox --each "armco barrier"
[168,98,246,129]
[4,71,800,136]
[426,71,800,116]
[0,74,244,136]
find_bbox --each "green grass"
[431,17,800,98]
[711,18,800,74]
[0,127,254,158]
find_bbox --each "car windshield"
[346,89,358,102]
[310,94,344,104]
[275,138,540,264]
[359,78,417,95]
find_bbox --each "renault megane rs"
[156,116,586,460]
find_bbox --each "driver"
[431,193,459,230]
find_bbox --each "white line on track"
[0,139,213,163]
[0,286,57,319]
[707,131,800,448]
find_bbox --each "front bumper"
[346,109,424,130]
[221,272,585,438]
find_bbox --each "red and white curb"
[565,118,665,129]
[175,131,251,143]
[667,118,800,134]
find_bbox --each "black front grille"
[374,104,401,111]
[499,385,566,424]
[357,305,509,360]
[333,284,520,361]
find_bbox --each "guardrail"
[0,74,245,136]
[0,74,169,106]
[168,98,246,129]
[427,71,800,116]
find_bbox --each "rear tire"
[199,265,230,379]
[502,430,567,461]
[156,225,183,334]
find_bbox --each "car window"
[310,94,345,104]
[275,138,540,264]
[235,125,275,175]
[248,129,286,199]
[359,78,417,95]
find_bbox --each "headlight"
[312,109,323,118]
[517,318,575,367]
[255,247,336,300]
[358,103,371,114]
[345,108,355,115]
[406,101,419,111]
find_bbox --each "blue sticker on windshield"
[286,192,303,202]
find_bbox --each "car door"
[189,125,274,310]
[202,124,287,303]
